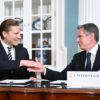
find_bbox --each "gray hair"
[77,23,99,42]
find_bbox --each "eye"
[78,35,82,38]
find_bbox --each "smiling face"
[76,28,96,51]
[3,26,21,46]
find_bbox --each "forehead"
[78,28,86,35]
[78,27,85,32]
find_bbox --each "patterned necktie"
[7,47,12,60]
[85,52,91,71]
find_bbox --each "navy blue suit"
[0,41,35,80]
[42,46,100,80]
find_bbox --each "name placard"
[67,71,100,88]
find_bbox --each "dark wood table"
[0,81,100,100]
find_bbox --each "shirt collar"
[1,39,13,49]
[88,43,98,56]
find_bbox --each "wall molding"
[79,0,96,25]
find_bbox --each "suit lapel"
[14,46,19,60]
[81,52,86,70]
[0,41,8,59]
[14,45,23,60]
[92,46,100,71]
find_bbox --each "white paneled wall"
[79,0,96,25]
[79,0,100,44]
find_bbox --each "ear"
[90,33,95,40]
[2,31,7,38]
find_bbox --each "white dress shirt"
[86,43,99,70]
[1,40,15,60]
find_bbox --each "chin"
[79,46,85,50]
[13,43,19,46]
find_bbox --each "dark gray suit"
[0,41,35,80]
[42,46,100,80]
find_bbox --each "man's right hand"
[20,58,45,73]
[27,58,45,73]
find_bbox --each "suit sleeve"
[41,54,80,81]
[0,45,25,70]
[41,68,66,81]
[0,45,36,79]
[0,60,20,70]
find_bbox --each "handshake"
[20,58,45,74]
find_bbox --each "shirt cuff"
[43,67,47,75]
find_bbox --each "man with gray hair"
[27,23,100,81]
